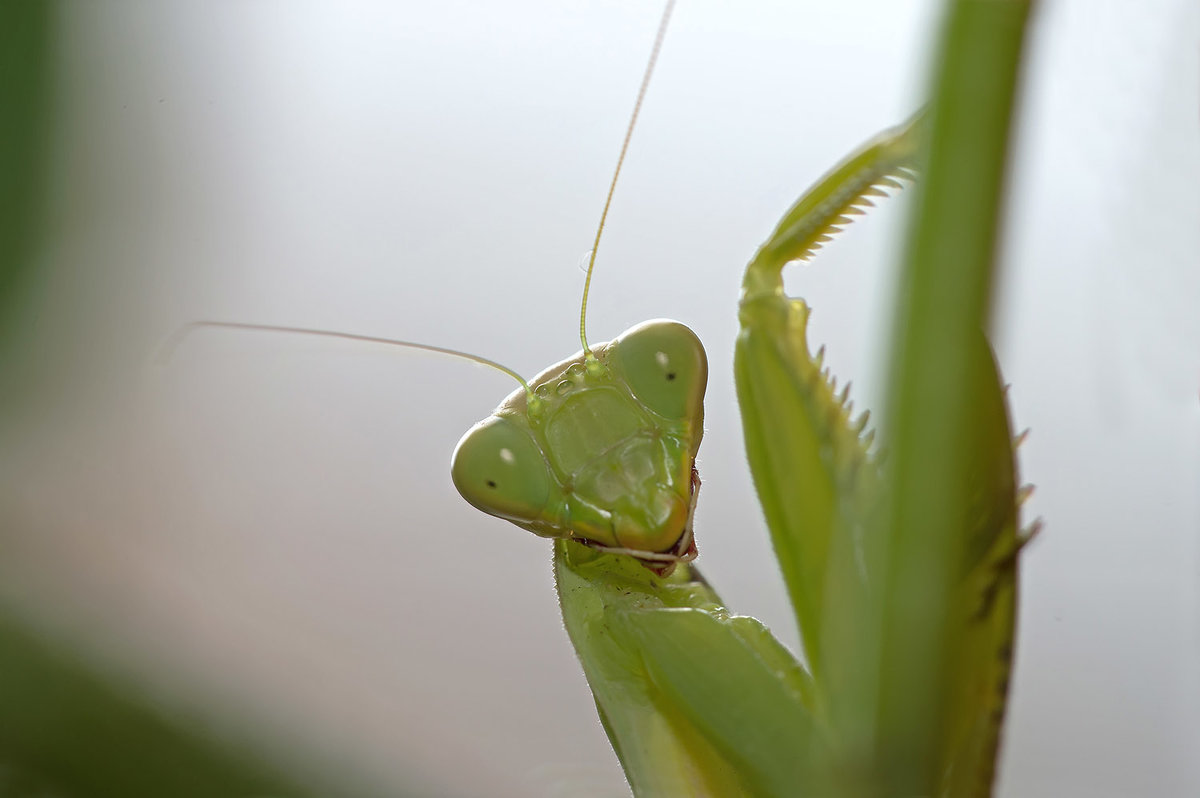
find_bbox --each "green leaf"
[0,610,316,798]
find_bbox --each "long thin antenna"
[164,321,541,408]
[579,0,676,362]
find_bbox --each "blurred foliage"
[0,3,323,795]
[0,0,52,360]
[0,613,316,797]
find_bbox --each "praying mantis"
[174,0,1035,794]
[461,0,1034,794]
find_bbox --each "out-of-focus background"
[1,1,1196,796]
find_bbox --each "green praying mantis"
[174,0,1037,794]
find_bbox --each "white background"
[1,1,1196,796]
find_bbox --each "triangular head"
[452,320,707,575]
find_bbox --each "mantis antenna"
[579,0,676,368]
[171,6,678,410]
[164,321,543,412]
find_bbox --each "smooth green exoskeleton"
[452,319,707,570]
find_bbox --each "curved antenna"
[579,0,676,363]
[164,321,542,411]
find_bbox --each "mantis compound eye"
[451,416,552,523]
[611,320,708,421]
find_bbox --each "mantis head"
[451,319,706,574]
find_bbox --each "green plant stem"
[861,1,1036,795]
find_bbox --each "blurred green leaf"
[0,611,317,797]
[0,5,354,795]
[0,0,53,360]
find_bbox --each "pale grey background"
[1,1,1196,796]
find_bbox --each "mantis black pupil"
[487,480,497,488]
[666,372,676,380]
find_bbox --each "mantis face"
[451,319,707,572]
